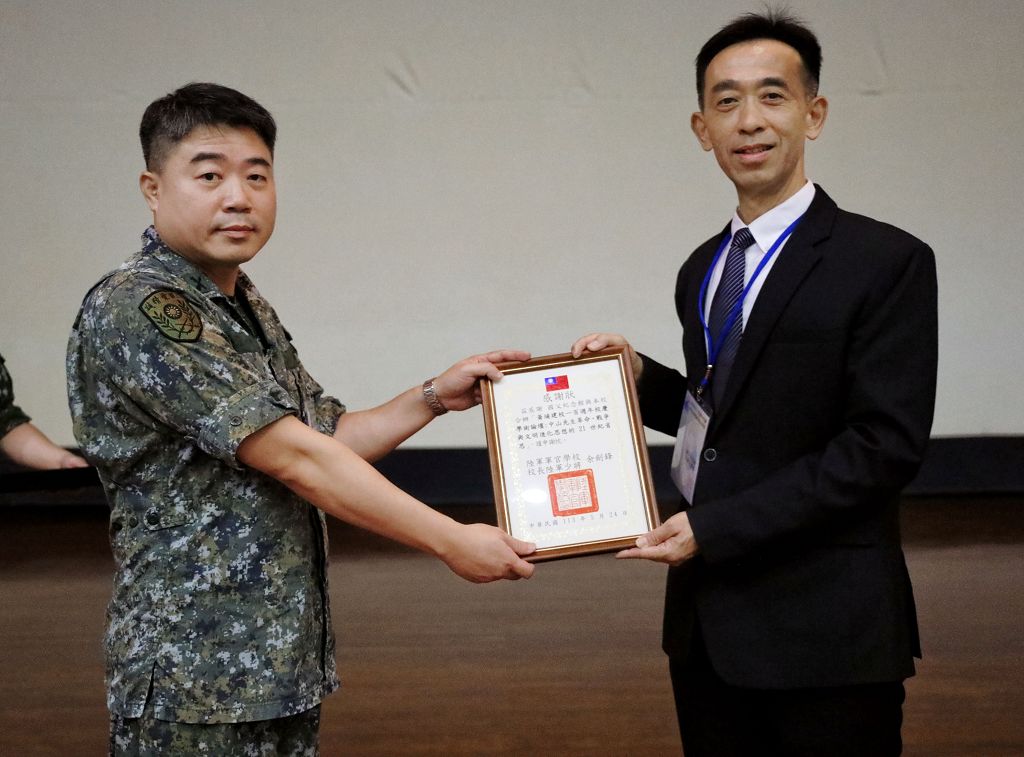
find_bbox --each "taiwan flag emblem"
[545,375,569,392]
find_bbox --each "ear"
[691,111,713,152]
[805,95,829,141]
[139,171,160,212]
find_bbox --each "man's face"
[691,39,827,217]
[140,125,276,290]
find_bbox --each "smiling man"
[68,82,535,755]
[572,11,937,755]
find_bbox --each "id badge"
[670,390,710,504]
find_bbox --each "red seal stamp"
[548,469,599,517]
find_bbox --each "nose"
[220,175,252,213]
[737,99,766,134]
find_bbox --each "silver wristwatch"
[422,378,448,416]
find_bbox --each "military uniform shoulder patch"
[139,291,203,342]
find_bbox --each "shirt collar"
[140,226,247,299]
[730,180,815,253]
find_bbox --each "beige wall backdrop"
[2,0,1022,447]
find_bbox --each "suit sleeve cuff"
[635,353,687,437]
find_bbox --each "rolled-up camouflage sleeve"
[0,353,31,438]
[81,282,298,467]
[297,361,345,437]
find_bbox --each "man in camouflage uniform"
[0,353,31,442]
[1,351,86,469]
[67,82,535,756]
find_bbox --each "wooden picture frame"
[481,347,659,561]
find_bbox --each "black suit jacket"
[638,186,937,689]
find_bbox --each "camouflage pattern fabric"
[0,352,31,438]
[110,701,321,756]
[67,227,345,724]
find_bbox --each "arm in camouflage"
[239,414,538,583]
[0,352,31,437]
[0,352,87,469]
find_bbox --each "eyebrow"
[189,152,272,168]
[710,76,791,94]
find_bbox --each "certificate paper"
[481,348,659,561]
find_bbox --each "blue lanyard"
[695,214,804,396]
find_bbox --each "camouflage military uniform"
[67,227,345,728]
[1,352,32,439]
[110,700,321,756]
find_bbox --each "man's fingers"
[457,361,503,383]
[505,535,536,578]
[506,534,537,556]
[635,522,675,549]
[616,544,668,562]
[494,533,536,579]
[570,333,605,357]
[480,349,531,365]
[573,334,606,356]
[570,333,628,358]
[510,558,536,579]
[454,350,529,384]
[451,526,538,582]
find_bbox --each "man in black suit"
[572,10,937,756]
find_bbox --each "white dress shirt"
[702,180,817,336]
[670,181,817,497]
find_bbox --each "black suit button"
[703,448,718,462]
[128,516,139,528]
[144,510,161,527]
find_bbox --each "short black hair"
[140,82,277,171]
[695,9,822,109]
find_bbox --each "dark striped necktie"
[707,226,755,408]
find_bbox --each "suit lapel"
[714,187,839,418]
[681,226,730,381]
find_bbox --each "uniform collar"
[140,226,252,300]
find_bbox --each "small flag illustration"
[545,375,569,391]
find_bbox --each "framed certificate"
[481,347,659,561]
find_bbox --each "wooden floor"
[1,497,1022,756]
